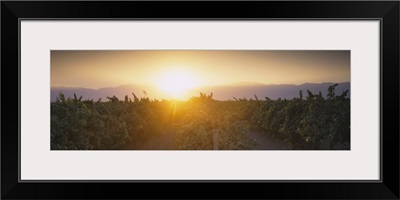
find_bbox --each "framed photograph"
[2,1,399,199]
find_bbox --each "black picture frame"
[2,1,399,199]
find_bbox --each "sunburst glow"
[156,69,197,98]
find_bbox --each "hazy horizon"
[51,50,350,100]
[51,80,350,89]
[51,81,351,102]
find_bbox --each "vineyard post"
[213,129,219,150]
[211,106,219,150]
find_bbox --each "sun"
[156,69,197,98]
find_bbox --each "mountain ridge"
[51,82,350,102]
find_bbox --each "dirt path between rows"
[126,128,289,150]
[247,131,290,150]
[128,128,178,150]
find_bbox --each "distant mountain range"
[51,82,350,102]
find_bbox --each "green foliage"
[246,84,350,149]
[51,92,166,150]
[175,94,256,150]
[51,84,350,150]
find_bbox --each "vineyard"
[51,84,350,150]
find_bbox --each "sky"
[51,50,350,90]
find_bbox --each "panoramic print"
[51,50,350,150]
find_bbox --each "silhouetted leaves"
[51,84,349,150]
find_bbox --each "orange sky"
[51,50,350,89]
